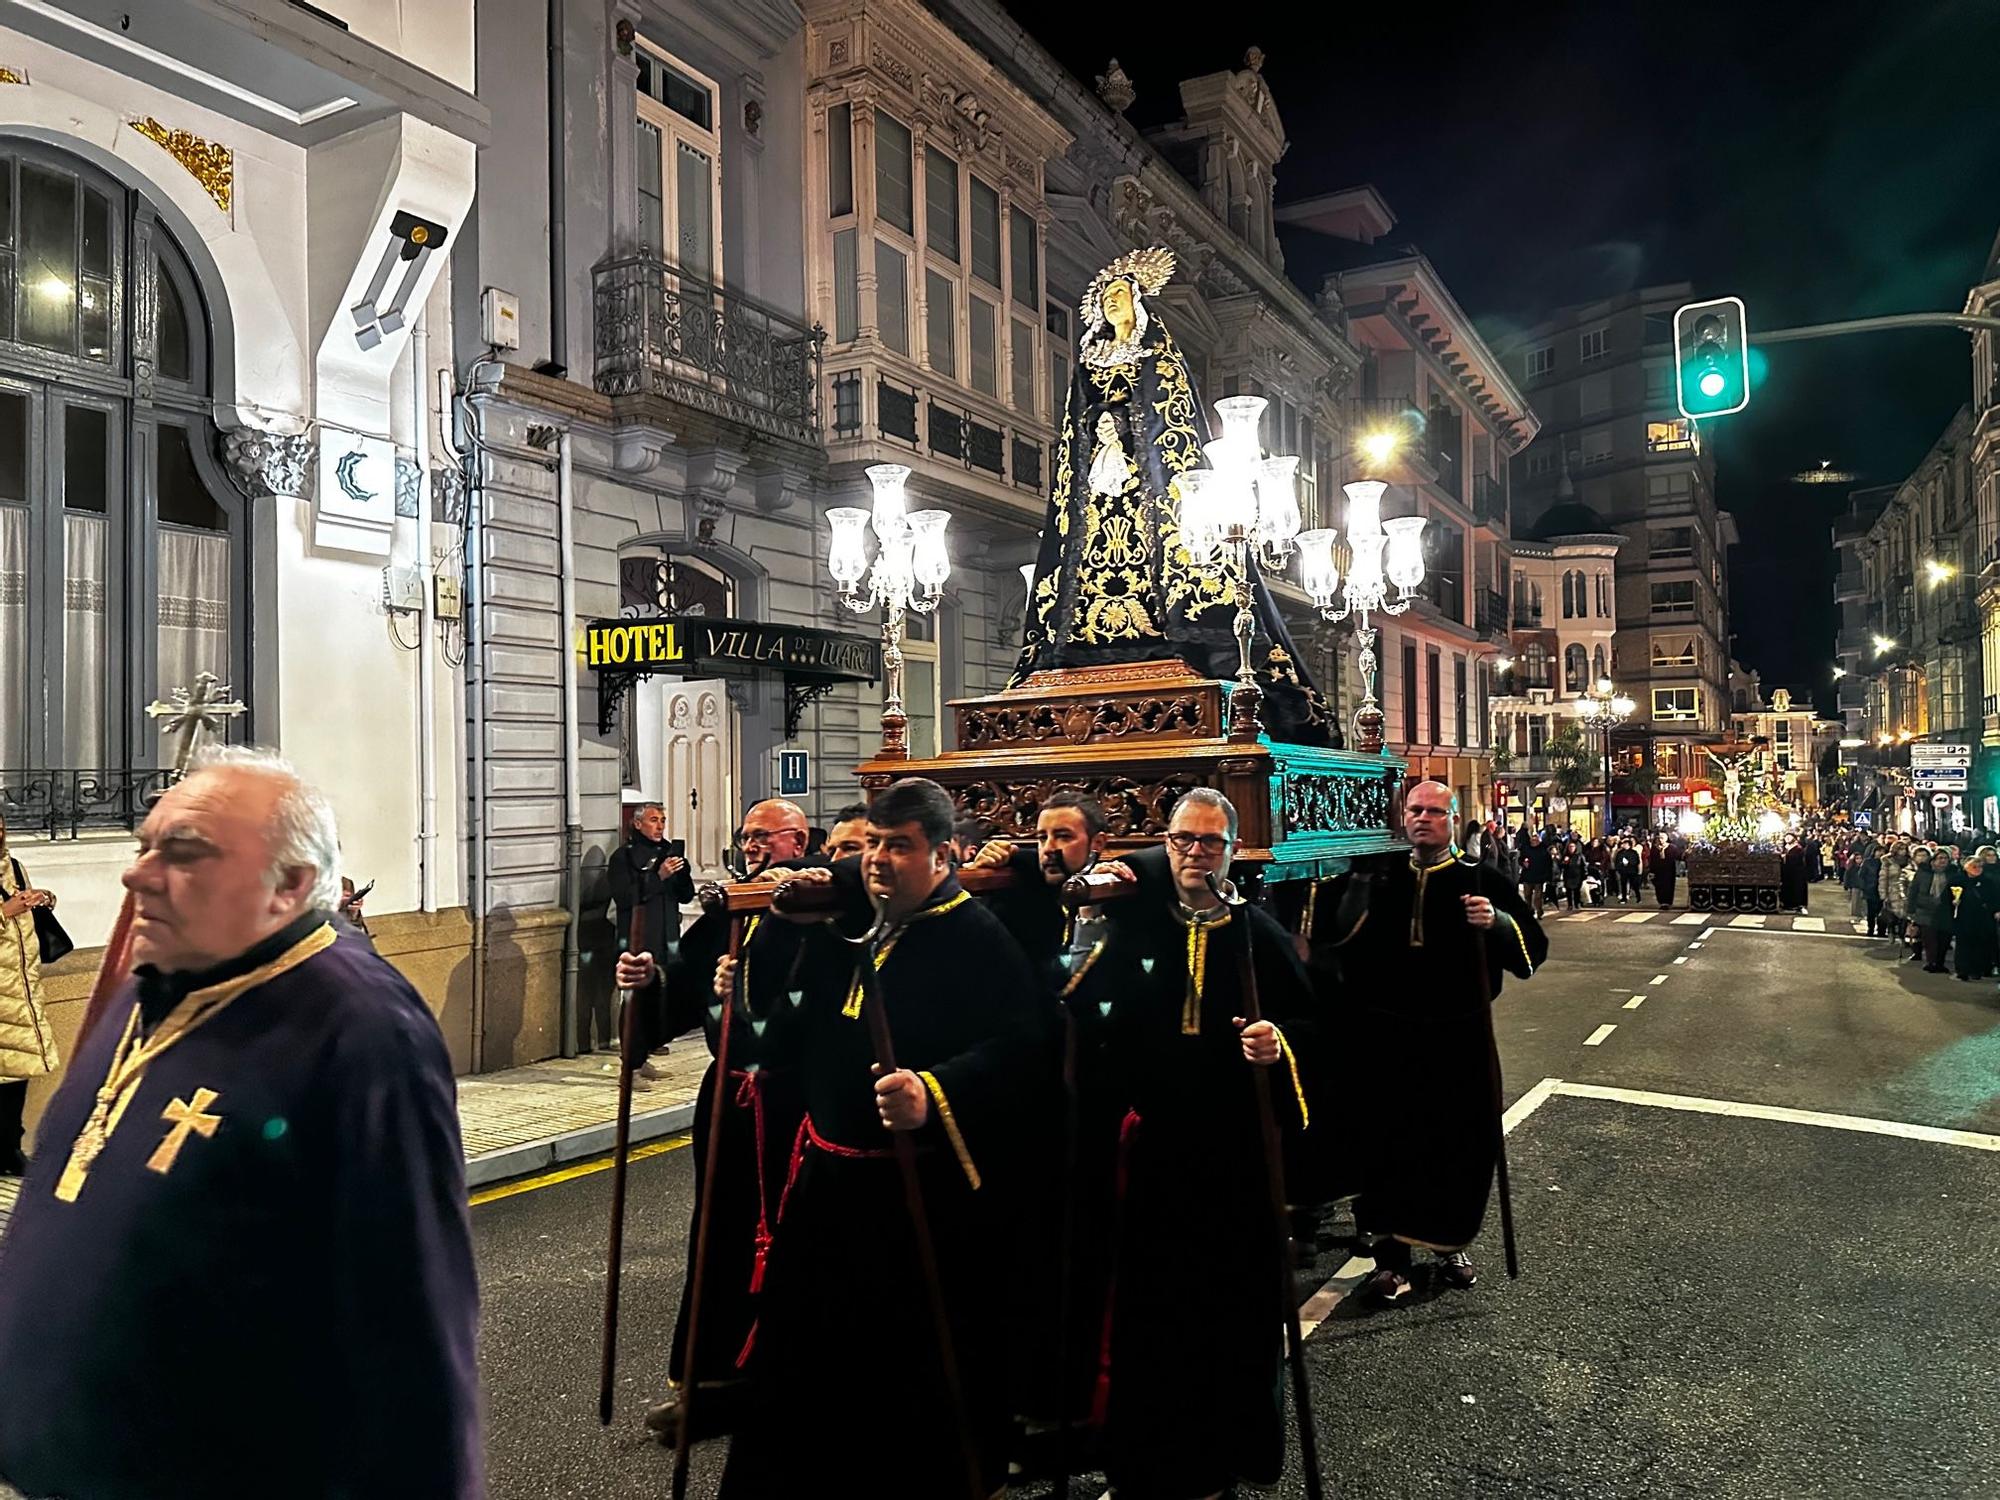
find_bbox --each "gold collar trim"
[55,922,337,1202]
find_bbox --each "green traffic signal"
[1674,296,1750,419]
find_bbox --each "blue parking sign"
[778,750,811,797]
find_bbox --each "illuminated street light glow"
[1358,429,1402,470]
[1831,665,1846,679]
[1838,737,1865,748]
[1871,634,1895,656]
[1924,559,1956,586]
[1677,809,1705,836]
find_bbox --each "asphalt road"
[475,881,2000,1498]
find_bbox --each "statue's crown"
[1082,246,1176,331]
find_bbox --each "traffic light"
[1673,295,1750,419]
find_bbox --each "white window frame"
[901,611,942,757]
[1579,427,1614,467]
[1525,344,1554,377]
[635,39,724,279]
[1579,326,1608,362]
[1653,687,1698,722]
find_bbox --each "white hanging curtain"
[157,527,230,755]
[0,507,25,769]
[63,513,106,769]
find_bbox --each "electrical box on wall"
[481,286,520,350]
[434,574,464,621]
[382,566,424,614]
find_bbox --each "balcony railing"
[1,768,174,839]
[827,368,1048,497]
[1833,566,1865,600]
[1477,587,1508,638]
[1472,473,1506,528]
[593,252,826,446]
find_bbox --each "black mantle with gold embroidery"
[1009,313,1334,746]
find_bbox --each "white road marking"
[1623,995,1645,1009]
[1671,912,1707,925]
[1793,916,1826,932]
[1549,1082,2000,1152]
[1502,1076,1562,1135]
[1730,914,1767,928]
[1296,1253,1373,1340]
[1702,927,1717,938]
[1849,921,1869,934]
[1672,956,1688,965]
[1583,1024,1617,1046]
[1649,974,1668,985]
[1688,942,1704,950]
[1615,911,1655,924]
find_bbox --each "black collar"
[134,909,330,1033]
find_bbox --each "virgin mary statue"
[1008,247,1333,745]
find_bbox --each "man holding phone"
[607,802,694,1056]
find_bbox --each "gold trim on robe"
[916,1070,981,1191]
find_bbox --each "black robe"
[0,917,480,1500]
[1780,848,1810,911]
[655,901,811,1399]
[718,874,1057,1497]
[1069,889,1315,1500]
[1314,850,1546,1253]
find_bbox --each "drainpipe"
[447,356,501,1072]
[557,432,583,1058]
[413,313,438,913]
[543,0,568,375]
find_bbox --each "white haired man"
[0,747,482,1500]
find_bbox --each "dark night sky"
[998,0,2000,711]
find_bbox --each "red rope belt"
[737,1112,895,1370]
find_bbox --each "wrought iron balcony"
[1471,473,1506,529]
[1,768,174,839]
[592,252,826,447]
[1477,587,1509,638]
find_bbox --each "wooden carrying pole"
[597,906,651,1425]
[851,920,986,1500]
[1214,875,1326,1500]
[670,914,746,1496]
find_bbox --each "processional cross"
[144,672,247,777]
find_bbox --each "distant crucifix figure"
[145,672,248,777]
[1704,745,1757,821]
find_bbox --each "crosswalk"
[1553,907,1871,935]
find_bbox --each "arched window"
[0,141,240,784]
[1593,644,1608,683]
[1562,568,1585,619]
[1529,582,1544,622]
[1522,640,1549,688]
[1595,572,1611,617]
[1564,644,1589,694]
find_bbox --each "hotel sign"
[587,615,881,735]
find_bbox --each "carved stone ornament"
[223,429,316,500]
[394,457,421,518]
[431,463,466,521]
[828,36,851,67]
[744,98,764,137]
[945,90,992,153]
[1095,58,1135,114]
[0,67,27,86]
[130,117,232,214]
[615,17,635,57]
[870,43,914,91]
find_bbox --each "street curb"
[464,1100,698,1189]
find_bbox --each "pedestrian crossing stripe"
[1548,909,1880,939]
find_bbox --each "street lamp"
[1574,675,1636,838]
[826,463,950,759]
[1174,395,1304,738]
[1293,476,1428,752]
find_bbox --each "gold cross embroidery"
[146,1089,222,1175]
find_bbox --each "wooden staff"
[1470,924,1521,1280]
[598,905,650,1425]
[73,892,138,1047]
[670,913,746,1496]
[1212,874,1325,1500]
[850,911,986,1500]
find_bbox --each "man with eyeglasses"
[1062,788,1316,1500]
[623,796,814,1447]
[1306,778,1546,1303]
